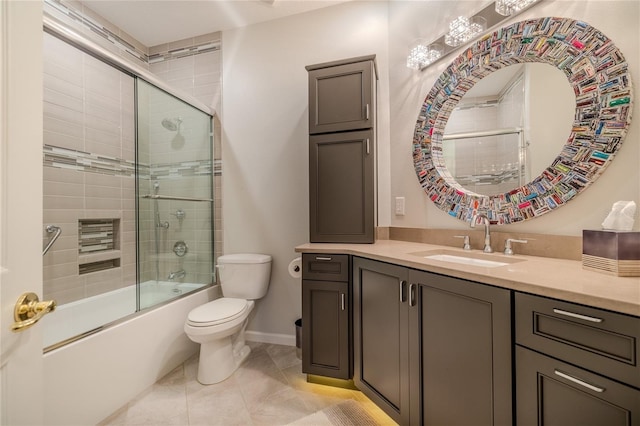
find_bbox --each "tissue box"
[582,230,640,276]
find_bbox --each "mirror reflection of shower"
[162,117,185,149]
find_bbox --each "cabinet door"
[409,270,512,426]
[309,130,374,243]
[308,60,375,134]
[353,257,410,425]
[516,346,640,426]
[302,279,350,379]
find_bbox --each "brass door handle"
[11,292,56,332]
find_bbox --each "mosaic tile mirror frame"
[413,17,633,224]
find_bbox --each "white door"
[0,1,45,425]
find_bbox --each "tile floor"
[99,342,396,426]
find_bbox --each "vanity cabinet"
[410,269,513,426]
[301,254,351,379]
[353,257,410,424]
[352,257,512,425]
[306,56,377,243]
[515,293,640,425]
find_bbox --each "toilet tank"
[217,254,272,299]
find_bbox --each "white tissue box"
[582,230,640,277]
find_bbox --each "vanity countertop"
[295,240,640,317]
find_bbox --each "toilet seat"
[187,298,249,327]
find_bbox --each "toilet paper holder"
[288,257,302,278]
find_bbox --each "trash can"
[295,318,302,359]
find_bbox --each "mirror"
[413,17,633,225]
[442,63,575,195]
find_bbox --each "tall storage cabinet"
[306,56,377,243]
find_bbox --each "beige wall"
[222,1,391,339]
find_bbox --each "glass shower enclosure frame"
[42,25,215,351]
[136,79,215,311]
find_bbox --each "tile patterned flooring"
[100,342,396,426]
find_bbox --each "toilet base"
[196,331,251,384]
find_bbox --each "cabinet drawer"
[516,292,640,388]
[516,346,640,425]
[302,254,349,282]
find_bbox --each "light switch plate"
[395,197,405,216]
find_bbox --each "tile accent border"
[44,145,217,179]
[45,0,148,64]
[148,159,214,180]
[148,41,221,64]
[44,145,135,177]
[45,0,220,65]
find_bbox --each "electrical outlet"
[395,197,405,216]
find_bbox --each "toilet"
[184,253,272,384]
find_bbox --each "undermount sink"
[410,249,526,268]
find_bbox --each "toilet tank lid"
[218,253,272,264]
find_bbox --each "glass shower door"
[136,79,214,309]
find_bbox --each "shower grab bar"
[43,225,61,256]
[141,194,213,202]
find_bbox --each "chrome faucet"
[470,214,493,253]
[168,269,186,281]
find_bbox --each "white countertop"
[296,240,640,317]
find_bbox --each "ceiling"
[82,0,350,47]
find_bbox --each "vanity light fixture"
[444,16,487,47]
[407,40,443,70]
[495,0,539,16]
[406,0,543,70]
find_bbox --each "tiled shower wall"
[43,33,136,304]
[43,0,223,303]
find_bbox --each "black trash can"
[295,318,302,359]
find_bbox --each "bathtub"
[43,282,218,425]
[43,281,207,349]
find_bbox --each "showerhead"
[161,117,182,131]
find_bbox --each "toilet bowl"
[184,253,271,384]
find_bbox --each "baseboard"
[245,330,296,347]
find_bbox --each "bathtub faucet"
[168,269,186,281]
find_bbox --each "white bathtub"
[44,282,217,425]
[43,281,207,349]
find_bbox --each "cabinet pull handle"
[399,280,406,303]
[341,293,346,311]
[553,309,603,323]
[315,256,332,261]
[365,103,370,120]
[365,139,370,155]
[409,283,416,307]
[554,370,605,393]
